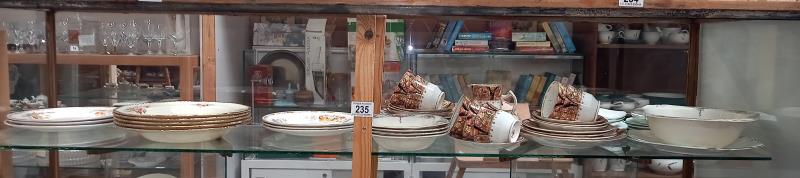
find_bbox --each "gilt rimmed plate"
[628,130,763,155]
[5,121,113,132]
[262,111,353,127]
[114,118,249,130]
[7,107,115,123]
[262,124,352,137]
[261,122,353,130]
[522,129,626,149]
[114,112,250,123]
[373,114,448,130]
[114,114,251,126]
[6,118,111,126]
[115,101,250,118]
[522,120,615,135]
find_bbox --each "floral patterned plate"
[7,107,115,123]
[114,101,250,118]
[262,111,353,127]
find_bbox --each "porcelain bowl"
[130,127,234,143]
[643,105,757,148]
[373,132,446,151]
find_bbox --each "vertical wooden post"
[686,21,700,107]
[45,10,57,108]
[45,10,61,178]
[0,30,15,178]
[200,14,218,178]
[201,15,216,102]
[352,15,385,178]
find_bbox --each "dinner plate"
[5,121,113,132]
[6,118,112,126]
[522,130,626,149]
[263,124,353,137]
[628,130,763,155]
[372,114,448,129]
[115,101,250,118]
[521,127,620,139]
[114,114,251,126]
[532,112,608,125]
[7,107,115,123]
[114,112,251,123]
[261,122,353,130]
[523,120,615,135]
[528,118,608,131]
[262,111,353,127]
[115,118,249,130]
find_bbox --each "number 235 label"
[619,0,644,8]
[351,101,375,117]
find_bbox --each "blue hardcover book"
[513,74,534,102]
[438,21,457,52]
[457,32,492,40]
[438,75,460,102]
[554,22,577,53]
[443,20,465,52]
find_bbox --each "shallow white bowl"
[262,111,353,127]
[130,127,233,143]
[373,132,446,151]
[372,114,447,129]
[116,101,250,118]
[263,124,352,137]
[643,105,757,148]
[452,137,524,154]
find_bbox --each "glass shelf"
[0,125,771,160]
[412,50,584,60]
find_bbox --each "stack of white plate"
[262,111,353,137]
[114,101,251,143]
[372,114,449,151]
[625,113,649,130]
[5,107,116,132]
[521,112,625,149]
[598,108,627,123]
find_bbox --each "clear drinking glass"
[26,21,38,53]
[126,20,138,55]
[169,32,183,55]
[154,24,165,54]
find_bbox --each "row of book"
[513,72,577,106]
[426,20,577,54]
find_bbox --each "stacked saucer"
[625,113,650,130]
[521,111,625,149]
[598,108,626,123]
[262,111,353,137]
[5,107,115,132]
[114,101,251,143]
[372,114,449,151]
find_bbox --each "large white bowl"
[373,132,446,151]
[129,127,233,143]
[642,105,757,148]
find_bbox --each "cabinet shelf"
[413,50,583,60]
[8,53,199,66]
[0,125,771,160]
[597,44,689,50]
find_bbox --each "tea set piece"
[260,111,353,137]
[386,71,452,116]
[449,96,522,146]
[111,101,252,143]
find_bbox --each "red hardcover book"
[516,46,555,54]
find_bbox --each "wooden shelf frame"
[8,53,200,101]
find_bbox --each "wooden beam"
[8,53,199,66]
[0,30,14,178]
[352,15,385,178]
[686,21,700,107]
[180,153,196,178]
[45,10,57,108]
[201,15,216,101]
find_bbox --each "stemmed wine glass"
[169,31,183,55]
[125,20,139,55]
[11,23,26,53]
[143,19,154,54]
[26,21,42,54]
[101,21,115,54]
[57,19,70,53]
[153,24,165,54]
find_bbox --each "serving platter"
[262,111,353,127]
[628,130,763,155]
[7,107,115,122]
[115,101,250,118]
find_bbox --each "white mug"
[598,24,613,31]
[490,111,522,143]
[643,31,661,45]
[598,31,615,44]
[618,30,641,41]
[658,27,682,39]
